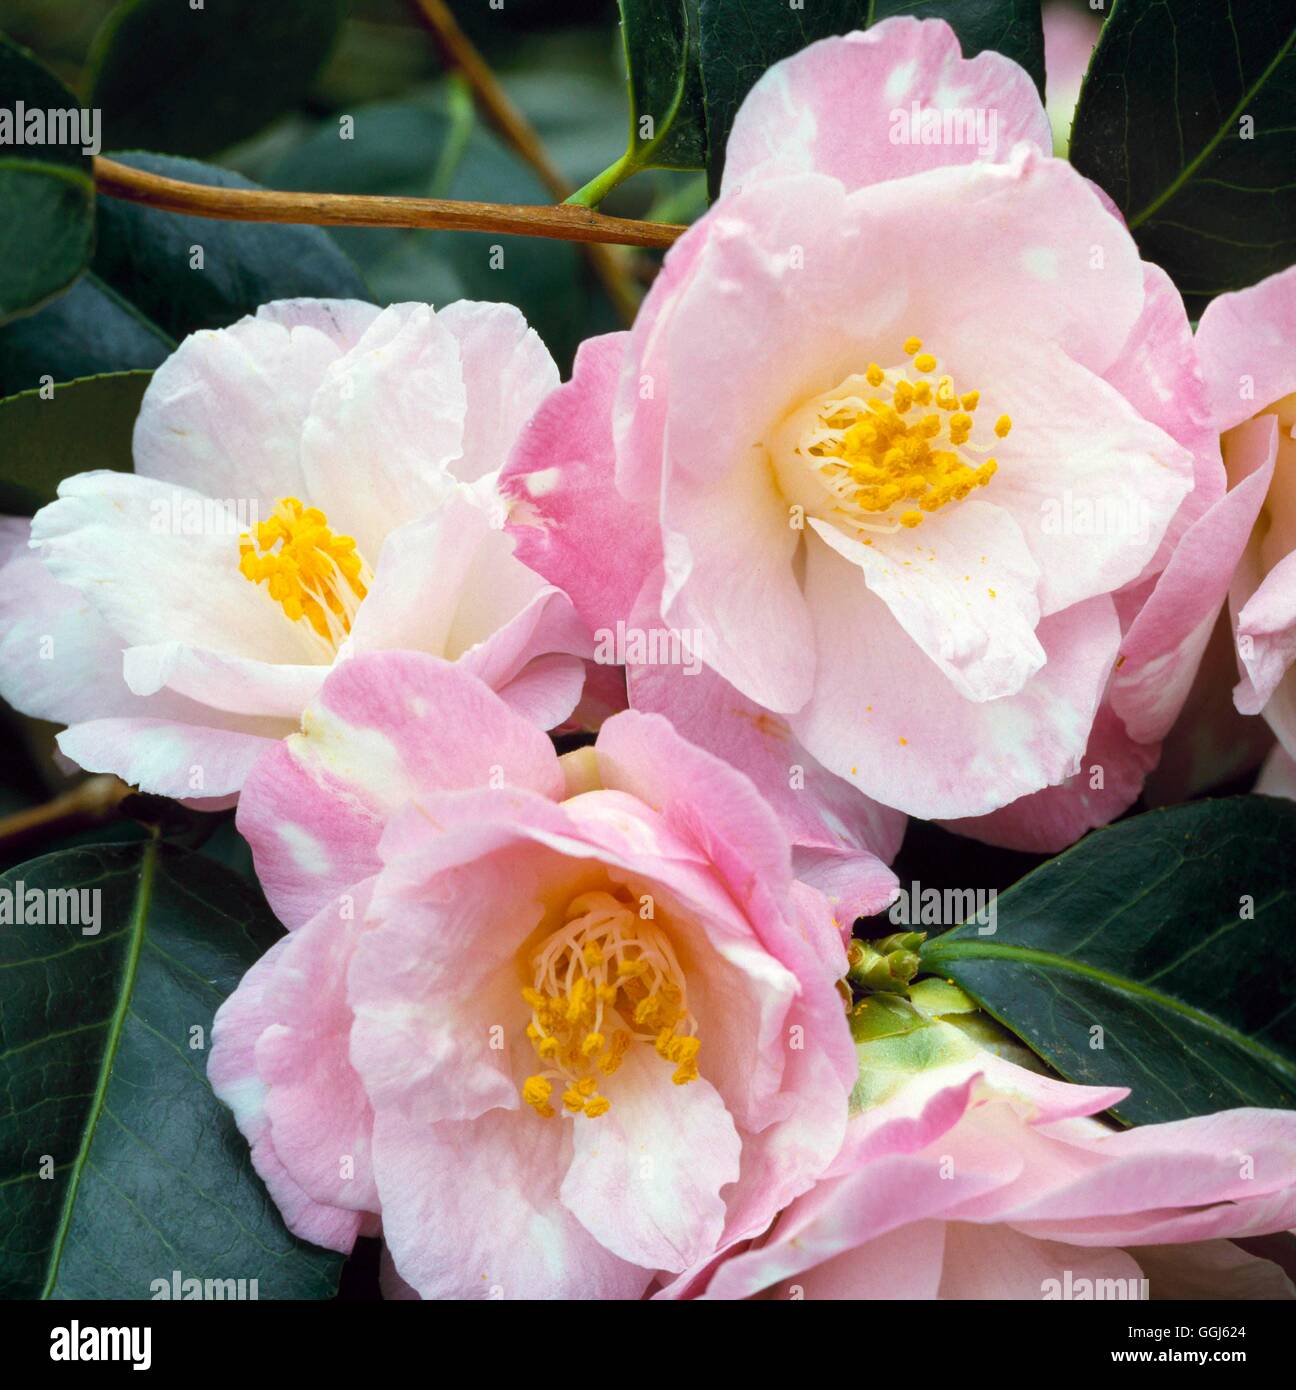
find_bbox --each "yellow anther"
[777,338,1007,533]
[903,336,923,355]
[238,497,370,647]
[565,976,591,1022]
[517,892,700,1119]
[995,414,1012,438]
[599,1031,632,1076]
[522,1076,555,1118]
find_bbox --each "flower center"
[520,890,701,1120]
[238,497,372,650]
[771,337,1011,535]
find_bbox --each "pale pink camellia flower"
[209,650,861,1298]
[690,1027,1296,1300]
[503,17,1258,850]
[504,334,905,921]
[0,298,587,802]
[1196,266,1296,799]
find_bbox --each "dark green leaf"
[620,0,708,170]
[0,369,150,515]
[0,152,369,396]
[88,0,345,158]
[919,797,1296,1125]
[698,0,1046,194]
[0,35,95,322]
[0,276,173,397]
[271,97,610,369]
[1070,0,1296,312]
[0,840,342,1299]
[91,152,371,342]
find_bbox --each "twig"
[0,775,132,856]
[93,156,685,250]
[409,0,644,322]
[412,0,569,200]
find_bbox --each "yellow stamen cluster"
[238,497,371,647]
[801,338,1010,534]
[520,890,700,1120]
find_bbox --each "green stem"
[565,151,641,209]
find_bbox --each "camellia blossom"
[209,651,861,1298]
[0,298,586,801]
[503,17,1245,841]
[505,336,906,918]
[692,1023,1296,1300]
[1196,266,1296,798]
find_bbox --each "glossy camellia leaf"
[1071,0,1296,312]
[88,0,345,159]
[698,0,1046,194]
[0,35,95,323]
[0,370,150,515]
[618,0,707,171]
[0,152,369,397]
[919,796,1296,1126]
[0,841,343,1299]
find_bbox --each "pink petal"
[942,702,1158,853]
[133,298,381,507]
[1113,417,1276,742]
[937,1223,1143,1299]
[561,1049,740,1273]
[371,1105,651,1300]
[235,652,563,928]
[58,716,278,799]
[791,541,1121,819]
[1196,264,1296,433]
[209,931,366,1253]
[435,299,559,484]
[122,642,326,718]
[501,331,661,635]
[251,887,379,1215]
[299,303,467,561]
[721,17,1051,195]
[1103,264,1225,577]
[809,499,1045,703]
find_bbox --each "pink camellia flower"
[0,299,586,801]
[502,16,1251,849]
[690,1025,1296,1300]
[209,651,863,1298]
[1196,266,1296,796]
[505,334,905,919]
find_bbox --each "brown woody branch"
[93,156,685,250]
